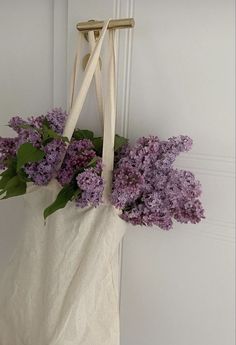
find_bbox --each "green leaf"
[73,129,94,140]
[71,188,81,200]
[1,176,27,199]
[17,168,32,182]
[0,159,29,198]
[0,159,17,189]
[91,135,127,156]
[42,125,68,144]
[92,137,103,156]
[5,176,21,189]
[41,119,68,144]
[0,158,17,176]
[16,143,45,171]
[0,172,14,189]
[87,157,98,168]
[114,135,128,152]
[43,185,76,219]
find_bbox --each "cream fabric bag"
[0,20,126,345]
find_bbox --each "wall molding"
[184,220,235,244]
[114,0,135,312]
[175,153,235,229]
[176,153,235,178]
[52,0,68,109]
[187,153,235,163]
[116,0,135,138]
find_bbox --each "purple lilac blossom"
[112,135,204,229]
[75,167,104,208]
[27,115,45,130]
[8,116,27,134]
[2,110,68,185]
[57,139,96,185]
[0,137,19,170]
[76,168,103,193]
[8,108,68,149]
[24,139,66,185]
[111,163,144,208]
[45,108,67,134]
[8,115,43,148]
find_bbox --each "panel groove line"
[185,222,235,243]
[115,0,135,320]
[53,0,69,109]
[115,0,135,138]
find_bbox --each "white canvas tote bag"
[0,20,126,345]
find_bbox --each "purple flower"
[24,139,66,185]
[173,199,205,224]
[3,110,67,185]
[8,116,27,134]
[0,137,18,169]
[8,115,42,148]
[75,168,104,208]
[75,190,103,208]
[111,163,144,208]
[46,108,67,134]
[8,108,68,150]
[57,139,96,185]
[112,135,204,230]
[76,168,104,193]
[27,115,45,129]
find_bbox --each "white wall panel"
[0,0,55,272]
[120,227,235,345]
[128,0,235,158]
[118,0,235,344]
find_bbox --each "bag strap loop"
[63,19,110,141]
[64,19,117,202]
[87,31,104,128]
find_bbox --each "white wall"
[0,0,52,272]
[119,1,235,345]
[0,1,235,345]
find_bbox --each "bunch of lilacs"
[0,108,67,184]
[111,135,205,230]
[56,138,104,209]
[0,109,104,213]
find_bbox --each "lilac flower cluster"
[1,110,105,208]
[57,138,104,207]
[0,137,19,169]
[76,162,104,207]
[8,107,67,142]
[1,110,205,226]
[8,116,42,148]
[45,108,67,134]
[112,135,205,229]
[25,139,66,185]
[57,139,96,185]
[0,109,68,185]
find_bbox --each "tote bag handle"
[63,19,117,202]
[69,30,104,128]
[63,19,110,140]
